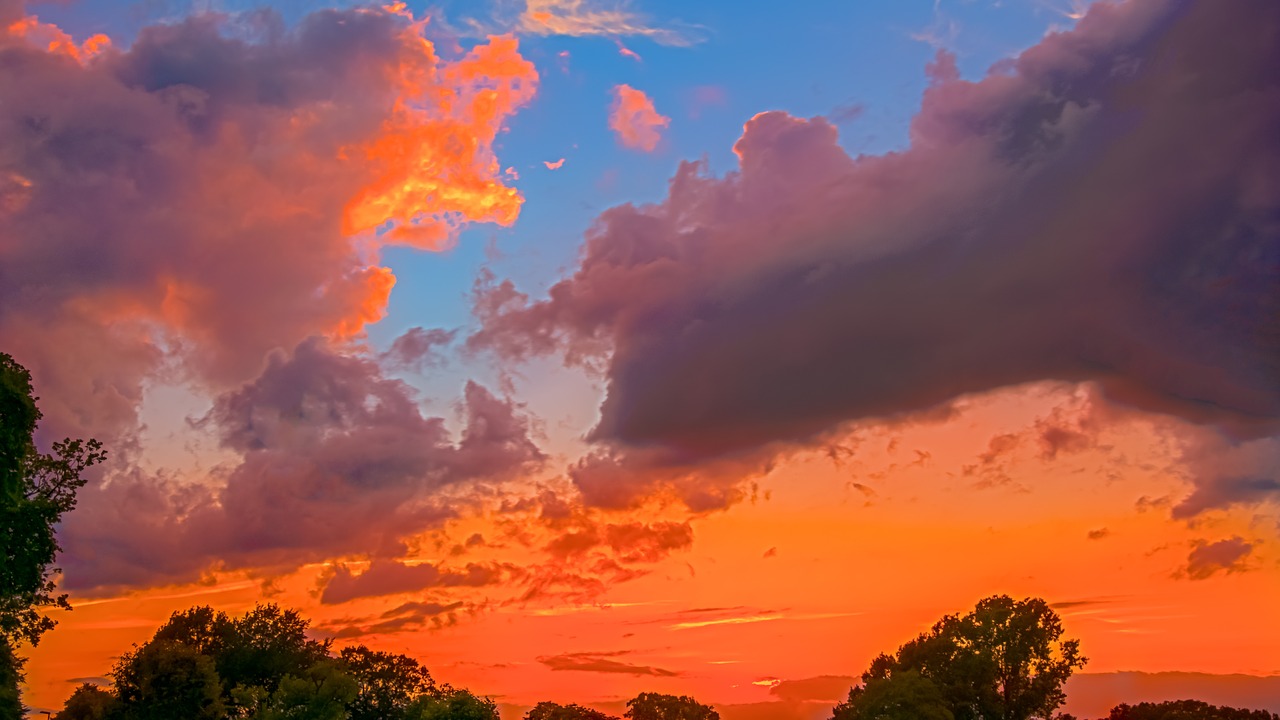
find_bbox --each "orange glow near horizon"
[20,384,1280,717]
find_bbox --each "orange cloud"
[342,7,538,249]
[5,12,110,64]
[517,0,696,46]
[609,84,669,152]
[544,158,566,169]
[615,39,642,61]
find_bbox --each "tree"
[526,702,619,720]
[111,639,226,720]
[250,660,359,720]
[1,352,105,715]
[218,604,332,702]
[839,596,1086,720]
[625,693,719,720]
[138,604,333,716]
[1106,700,1280,720]
[53,683,117,720]
[339,645,438,720]
[832,670,954,720]
[405,688,499,720]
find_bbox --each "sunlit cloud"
[514,0,700,45]
[608,84,669,152]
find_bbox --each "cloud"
[769,675,858,703]
[472,0,1280,512]
[544,158,566,170]
[0,3,536,453]
[537,651,680,677]
[319,559,509,604]
[381,327,457,371]
[1180,537,1254,580]
[322,600,469,639]
[1063,672,1280,718]
[59,339,544,593]
[608,84,669,152]
[514,0,698,46]
[827,101,865,125]
[1172,434,1280,517]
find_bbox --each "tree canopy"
[1105,700,1280,720]
[834,595,1086,720]
[526,701,619,720]
[1,352,105,716]
[625,693,719,720]
[52,603,496,720]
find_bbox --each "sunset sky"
[2,0,1278,717]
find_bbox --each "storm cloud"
[472,0,1280,510]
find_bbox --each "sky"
[2,0,1278,717]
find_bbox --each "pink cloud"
[59,339,545,593]
[608,84,669,152]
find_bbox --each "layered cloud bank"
[473,0,1280,510]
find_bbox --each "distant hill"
[1063,672,1280,719]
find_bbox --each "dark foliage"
[835,596,1086,720]
[1105,700,1280,720]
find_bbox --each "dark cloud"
[769,675,857,703]
[537,651,679,677]
[1180,536,1254,580]
[60,339,544,593]
[319,559,510,605]
[381,327,457,371]
[322,600,468,639]
[471,0,1280,512]
[1172,434,1280,517]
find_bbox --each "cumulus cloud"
[0,3,536,450]
[59,339,544,593]
[472,0,1280,512]
[1180,537,1254,580]
[608,84,669,151]
[1,1,546,594]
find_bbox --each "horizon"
[1,0,1277,717]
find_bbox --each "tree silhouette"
[53,683,117,720]
[836,595,1085,720]
[1106,700,1280,720]
[1,352,105,716]
[832,669,954,720]
[625,693,719,720]
[339,645,438,720]
[526,701,619,720]
[111,639,226,720]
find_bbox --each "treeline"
[46,599,1280,720]
[825,597,1278,720]
[49,603,723,720]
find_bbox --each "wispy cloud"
[538,650,680,676]
[515,0,701,46]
